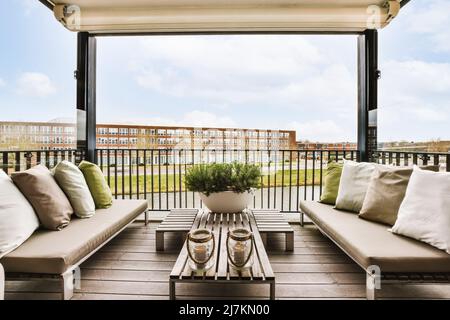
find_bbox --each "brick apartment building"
[0,121,297,165]
[0,121,296,152]
[297,141,357,151]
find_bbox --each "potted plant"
[184,163,262,213]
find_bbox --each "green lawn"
[106,169,322,195]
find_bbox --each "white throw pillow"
[0,170,39,258]
[335,160,376,213]
[53,161,96,218]
[391,166,450,253]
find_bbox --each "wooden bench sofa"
[300,201,450,300]
[0,200,148,300]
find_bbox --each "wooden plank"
[248,212,275,280]
[206,213,221,279]
[217,213,230,280]
[169,211,202,279]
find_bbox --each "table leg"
[261,233,268,248]
[286,232,294,252]
[169,280,176,300]
[156,231,164,251]
[270,282,275,300]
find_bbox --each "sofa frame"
[301,209,450,300]
[0,210,148,300]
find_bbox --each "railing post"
[25,152,33,169]
[447,154,450,172]
[74,149,84,166]
[2,152,9,175]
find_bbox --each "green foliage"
[184,163,262,196]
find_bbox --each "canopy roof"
[41,0,409,34]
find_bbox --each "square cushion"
[11,165,73,231]
[391,167,450,254]
[335,160,376,213]
[79,161,113,209]
[54,161,95,218]
[319,161,343,205]
[359,165,440,226]
[0,170,39,258]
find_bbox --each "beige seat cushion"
[11,165,73,231]
[1,200,147,274]
[300,201,450,273]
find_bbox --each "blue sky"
[0,0,449,142]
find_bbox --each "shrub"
[184,162,262,196]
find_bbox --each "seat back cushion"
[360,165,440,226]
[11,165,73,231]
[0,170,40,258]
[79,161,113,209]
[391,166,450,254]
[319,161,343,205]
[54,161,96,218]
[335,160,376,213]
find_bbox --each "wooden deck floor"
[5,222,450,300]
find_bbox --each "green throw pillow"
[79,160,113,209]
[319,161,343,205]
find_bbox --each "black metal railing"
[3,148,448,213]
[94,148,359,212]
[374,150,450,172]
[0,149,83,175]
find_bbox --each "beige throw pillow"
[54,161,95,218]
[11,165,73,231]
[334,160,376,213]
[391,167,450,253]
[0,170,39,258]
[359,165,440,226]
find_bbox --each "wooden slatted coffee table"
[252,210,294,251]
[169,209,276,300]
[155,209,198,251]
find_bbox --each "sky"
[0,0,449,143]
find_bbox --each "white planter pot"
[199,190,254,213]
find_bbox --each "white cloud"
[379,59,450,141]
[17,0,39,16]
[17,72,56,97]
[404,0,450,53]
[109,110,236,128]
[287,120,352,142]
[0,78,5,87]
[132,35,356,110]
[180,111,236,128]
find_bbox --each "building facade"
[95,124,296,151]
[0,121,297,150]
[0,121,76,150]
[0,121,297,165]
[297,141,357,151]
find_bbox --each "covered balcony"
[1,0,450,301]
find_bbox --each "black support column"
[76,32,97,162]
[357,29,379,162]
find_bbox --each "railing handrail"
[375,150,450,156]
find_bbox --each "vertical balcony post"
[76,32,97,162]
[357,30,379,162]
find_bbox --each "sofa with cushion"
[300,201,450,299]
[0,162,149,300]
[301,161,450,300]
[0,200,148,300]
